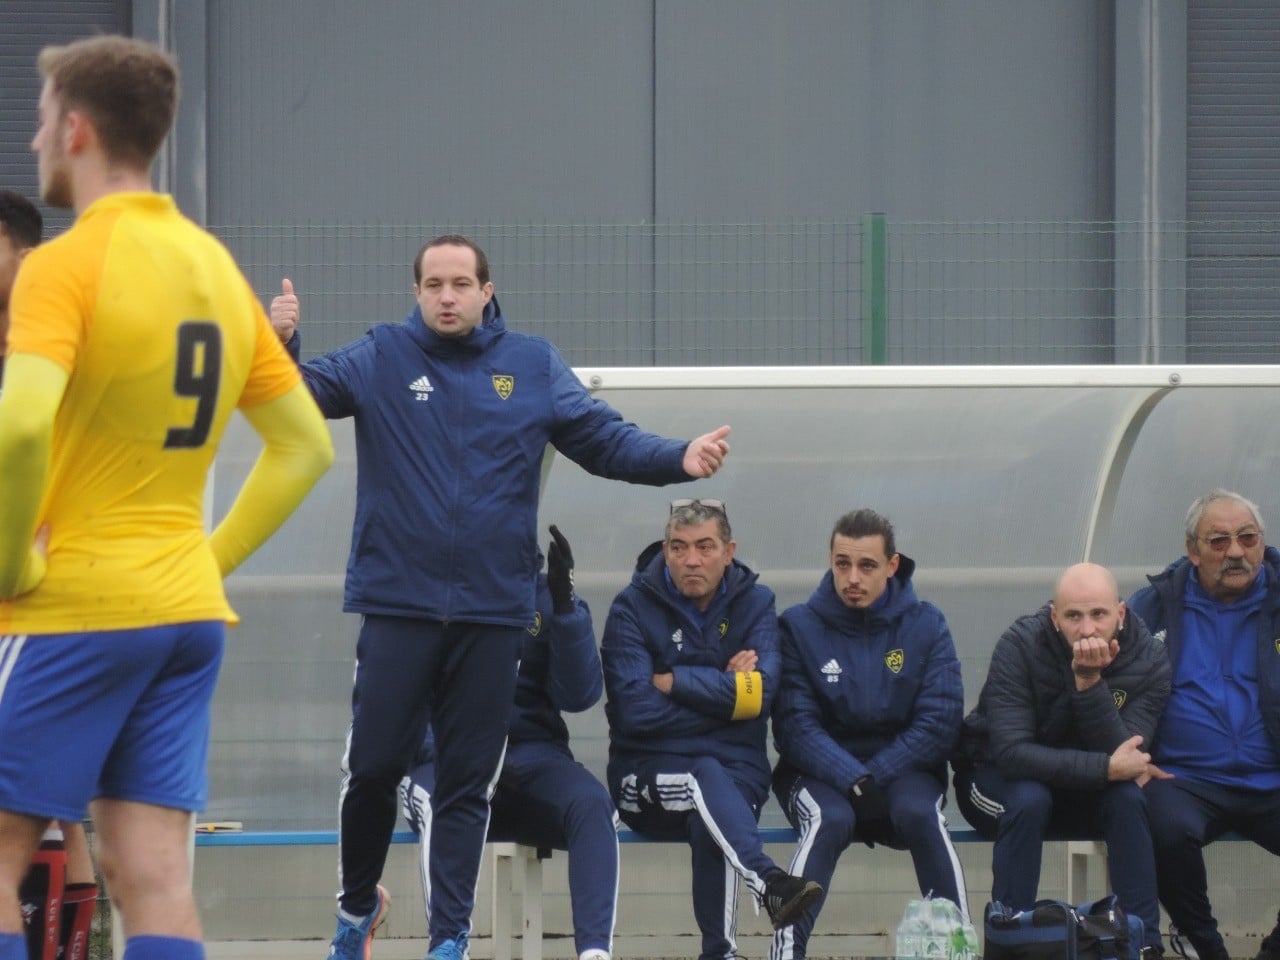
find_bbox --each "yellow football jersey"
[1,192,299,632]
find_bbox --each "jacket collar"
[806,554,920,631]
[405,295,506,356]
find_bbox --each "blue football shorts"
[0,620,225,821]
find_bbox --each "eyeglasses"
[1199,531,1261,552]
[669,498,728,517]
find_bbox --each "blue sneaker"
[426,933,469,960]
[328,884,390,960]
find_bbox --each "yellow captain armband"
[731,670,764,720]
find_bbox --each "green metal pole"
[861,212,887,364]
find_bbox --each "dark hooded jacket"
[603,540,779,788]
[954,603,1170,789]
[772,555,963,792]
[295,298,688,624]
[413,558,601,766]
[508,562,601,745]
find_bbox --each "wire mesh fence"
[213,219,1279,367]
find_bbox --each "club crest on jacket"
[884,649,904,674]
[492,374,514,399]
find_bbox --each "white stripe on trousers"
[0,635,27,706]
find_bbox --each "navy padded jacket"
[603,541,780,788]
[297,298,689,624]
[772,556,963,792]
[955,603,1170,789]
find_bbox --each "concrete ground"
[203,944,875,960]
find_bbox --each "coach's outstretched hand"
[270,278,299,344]
[683,425,732,478]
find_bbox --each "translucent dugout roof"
[535,365,1280,717]
[209,365,1280,828]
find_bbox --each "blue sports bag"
[984,895,1144,960]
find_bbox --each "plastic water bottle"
[948,920,980,960]
[921,898,952,960]
[896,899,925,960]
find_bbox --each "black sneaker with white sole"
[761,871,823,930]
[1170,924,1231,960]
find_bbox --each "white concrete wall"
[196,839,1279,957]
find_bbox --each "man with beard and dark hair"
[1129,490,1280,960]
[770,509,968,960]
[954,562,1170,959]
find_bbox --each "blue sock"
[123,935,206,960]
[0,933,26,960]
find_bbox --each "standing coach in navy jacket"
[271,235,732,960]
[770,508,968,960]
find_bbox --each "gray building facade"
[2,1,1276,365]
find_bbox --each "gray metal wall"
[1186,0,1280,363]
[0,0,127,235]
[200,0,1118,364]
[205,1,1113,225]
[3,3,1276,363]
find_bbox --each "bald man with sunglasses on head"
[1128,490,1280,960]
[602,498,821,960]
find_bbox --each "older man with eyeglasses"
[1128,489,1280,960]
[602,498,821,960]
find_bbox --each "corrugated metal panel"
[653,0,1115,364]
[205,0,657,361]
[0,1,125,235]
[1186,0,1280,361]
[206,0,654,225]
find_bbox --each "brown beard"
[41,166,73,209]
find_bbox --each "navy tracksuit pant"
[954,764,1163,951]
[1144,776,1280,953]
[339,614,522,949]
[404,739,620,956]
[771,769,968,960]
[609,753,777,960]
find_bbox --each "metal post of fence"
[861,212,887,364]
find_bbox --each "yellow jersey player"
[0,36,333,960]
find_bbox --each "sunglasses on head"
[669,498,727,517]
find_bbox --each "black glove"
[848,775,891,824]
[546,524,575,615]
